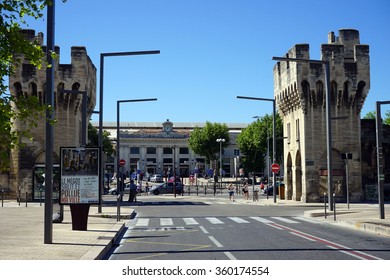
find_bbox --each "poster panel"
[60,147,100,205]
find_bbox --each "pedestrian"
[227,183,235,201]
[243,183,249,200]
[145,181,150,195]
[128,180,137,202]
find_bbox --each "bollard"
[40,190,43,206]
[333,193,336,221]
[324,192,327,219]
[116,195,121,222]
[196,184,199,196]
[1,190,3,207]
[204,184,207,196]
[25,192,28,207]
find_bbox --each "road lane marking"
[199,226,209,234]
[208,236,223,247]
[271,216,299,223]
[206,217,224,224]
[135,218,149,227]
[271,223,383,260]
[183,218,199,225]
[228,217,250,223]
[224,251,237,260]
[249,217,273,223]
[160,218,174,226]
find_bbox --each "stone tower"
[8,29,96,199]
[273,29,370,202]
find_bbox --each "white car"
[150,174,163,182]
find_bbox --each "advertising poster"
[60,147,100,204]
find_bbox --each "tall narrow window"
[287,123,291,144]
[296,119,300,141]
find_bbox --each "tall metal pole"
[116,99,157,201]
[98,50,160,213]
[324,61,333,210]
[116,101,121,200]
[98,54,104,212]
[44,0,55,244]
[345,154,350,210]
[376,101,386,219]
[272,100,277,203]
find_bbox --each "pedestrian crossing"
[133,216,321,228]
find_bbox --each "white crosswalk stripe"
[205,217,224,224]
[228,217,250,223]
[135,218,150,227]
[271,216,299,224]
[249,216,273,224]
[160,218,174,226]
[183,218,199,225]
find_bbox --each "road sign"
[119,159,126,166]
[271,163,280,173]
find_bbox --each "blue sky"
[23,0,390,124]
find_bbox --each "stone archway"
[286,153,293,200]
[295,150,302,201]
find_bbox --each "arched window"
[330,81,338,106]
[29,82,38,97]
[343,81,351,107]
[13,82,23,99]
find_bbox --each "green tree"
[87,122,115,157]
[188,122,230,170]
[363,110,390,125]
[0,1,54,171]
[237,114,283,174]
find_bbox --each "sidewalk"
[1,197,389,260]
[0,201,132,260]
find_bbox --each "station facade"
[93,120,245,179]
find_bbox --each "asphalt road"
[104,196,390,260]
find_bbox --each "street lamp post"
[116,98,157,201]
[237,96,277,203]
[44,0,55,244]
[376,101,390,219]
[98,50,160,212]
[272,56,333,210]
[216,138,225,191]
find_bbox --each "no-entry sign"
[119,159,126,166]
[271,163,280,173]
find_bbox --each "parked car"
[150,182,184,195]
[109,185,130,195]
[150,174,163,182]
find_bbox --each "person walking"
[227,183,235,202]
[128,180,137,202]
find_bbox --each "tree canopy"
[237,114,283,174]
[363,110,390,125]
[87,123,115,158]
[187,121,230,165]
[0,1,52,171]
